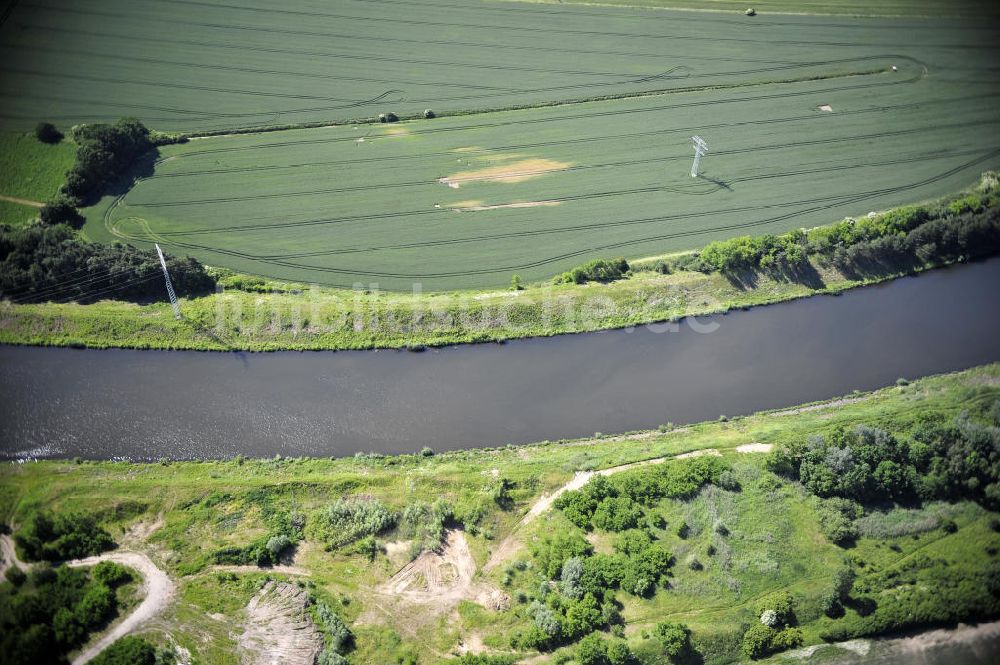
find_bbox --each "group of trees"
[61,118,154,204]
[1,561,133,664]
[556,457,726,533]
[688,176,1000,280]
[510,463,726,654]
[1,117,215,305]
[0,223,215,304]
[740,593,803,659]
[558,257,630,284]
[15,511,115,561]
[768,408,1000,510]
[699,230,808,276]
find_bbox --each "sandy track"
[69,551,176,665]
[0,194,43,207]
[0,533,27,578]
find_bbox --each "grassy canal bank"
[1,364,998,663]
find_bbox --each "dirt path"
[212,563,310,576]
[238,581,323,665]
[69,551,176,665]
[0,194,44,207]
[0,534,28,578]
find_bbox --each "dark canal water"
[1,259,999,460]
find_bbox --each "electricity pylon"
[155,243,181,320]
[690,135,708,177]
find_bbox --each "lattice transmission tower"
[690,135,708,177]
[155,243,181,320]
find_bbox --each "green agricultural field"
[86,69,1000,289]
[0,131,75,226]
[4,0,998,289]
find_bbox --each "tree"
[655,621,692,658]
[576,632,608,665]
[34,122,63,144]
[511,274,522,290]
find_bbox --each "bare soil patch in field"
[448,200,562,212]
[438,158,571,187]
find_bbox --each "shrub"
[314,600,353,654]
[266,534,292,557]
[4,566,26,587]
[92,561,132,588]
[90,636,157,665]
[420,446,434,457]
[378,112,399,123]
[575,632,608,665]
[592,497,643,532]
[655,621,692,657]
[423,109,436,119]
[35,122,64,144]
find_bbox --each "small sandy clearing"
[449,200,562,212]
[0,194,44,207]
[70,551,175,665]
[368,530,508,623]
[736,443,774,453]
[438,158,571,188]
[238,581,323,665]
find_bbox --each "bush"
[38,195,85,229]
[420,446,434,457]
[90,636,157,665]
[92,561,132,587]
[266,534,292,557]
[378,112,399,123]
[34,122,63,144]
[15,511,115,561]
[4,566,26,587]
[312,498,396,549]
[592,497,643,532]
[423,109,436,119]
